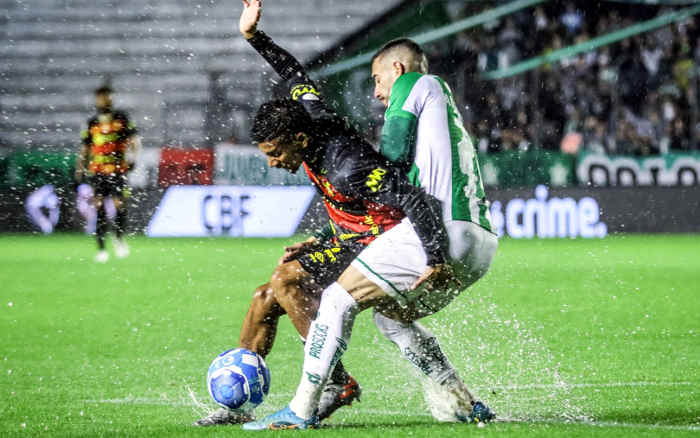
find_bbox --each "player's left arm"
[341,156,448,268]
[378,73,427,170]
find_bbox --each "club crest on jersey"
[365,168,387,192]
[291,84,320,101]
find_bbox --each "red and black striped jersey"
[81,110,137,176]
[248,31,447,265]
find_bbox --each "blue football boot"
[242,405,319,430]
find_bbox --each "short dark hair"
[95,85,113,95]
[371,38,428,73]
[250,99,312,143]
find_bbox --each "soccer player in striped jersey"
[245,37,498,430]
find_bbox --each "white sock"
[289,282,358,419]
[373,311,464,387]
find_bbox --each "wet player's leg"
[91,177,109,263]
[238,282,286,358]
[269,260,354,392]
[112,175,130,258]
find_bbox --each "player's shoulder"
[394,72,441,92]
[290,80,322,102]
[330,135,385,174]
[390,73,443,108]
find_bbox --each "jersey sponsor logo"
[365,168,387,192]
[363,215,380,235]
[291,84,320,101]
[490,185,608,238]
[307,247,341,264]
[308,323,329,359]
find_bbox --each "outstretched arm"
[239,0,309,83]
[239,0,261,39]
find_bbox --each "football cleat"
[458,401,495,424]
[317,374,361,421]
[94,250,109,263]
[193,407,254,426]
[242,405,319,430]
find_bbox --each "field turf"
[0,233,698,437]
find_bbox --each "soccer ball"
[206,348,271,411]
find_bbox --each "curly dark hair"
[250,99,312,143]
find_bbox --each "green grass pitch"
[0,233,698,437]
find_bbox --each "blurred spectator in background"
[448,1,700,155]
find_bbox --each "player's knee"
[270,262,305,290]
[373,310,407,340]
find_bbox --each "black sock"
[115,208,127,239]
[330,359,350,385]
[96,208,107,250]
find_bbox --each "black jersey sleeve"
[334,146,448,266]
[247,30,330,118]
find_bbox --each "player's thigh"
[349,219,427,306]
[448,221,499,290]
[110,174,130,204]
[349,219,463,317]
[89,175,108,206]
[336,265,391,310]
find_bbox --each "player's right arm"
[239,0,327,115]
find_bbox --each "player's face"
[96,92,112,112]
[371,57,401,107]
[257,135,306,174]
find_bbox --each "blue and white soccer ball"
[206,348,271,411]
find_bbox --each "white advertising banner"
[213,144,311,186]
[146,185,316,237]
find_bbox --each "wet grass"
[1,233,698,437]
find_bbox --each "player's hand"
[410,264,462,291]
[278,237,318,265]
[240,0,262,39]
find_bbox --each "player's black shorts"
[89,174,129,198]
[293,239,366,289]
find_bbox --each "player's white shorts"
[351,218,498,316]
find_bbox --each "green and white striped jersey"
[380,72,492,232]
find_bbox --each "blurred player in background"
[74,85,140,263]
[242,1,498,430]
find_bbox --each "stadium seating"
[0,0,401,150]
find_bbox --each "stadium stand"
[0,0,402,151]
[446,1,700,154]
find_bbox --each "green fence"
[3,150,77,190]
[479,149,577,188]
